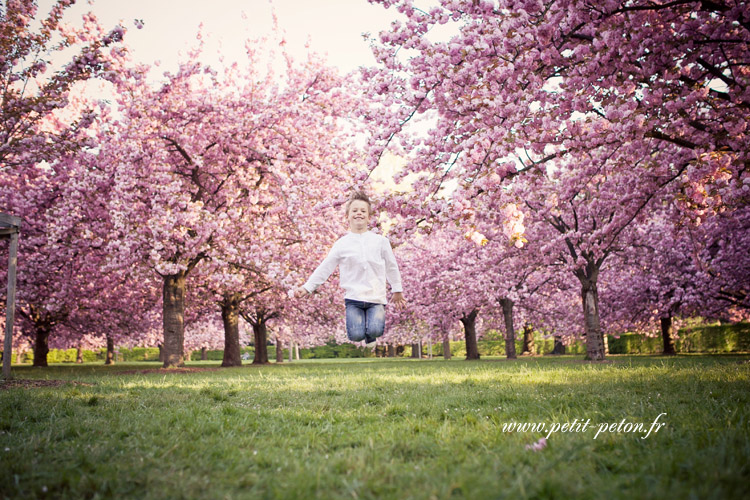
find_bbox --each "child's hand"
[391,292,406,310]
[290,286,309,299]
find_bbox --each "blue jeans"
[345,299,386,343]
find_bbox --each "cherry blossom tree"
[0,141,163,366]
[184,316,248,361]
[0,1,131,365]
[601,202,750,354]
[1,0,128,172]
[385,235,453,354]
[470,200,554,359]
[364,0,749,360]
[365,0,748,205]
[388,225,496,360]
[97,30,364,367]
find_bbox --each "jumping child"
[292,191,405,346]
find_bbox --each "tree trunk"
[579,274,606,361]
[461,309,480,360]
[252,320,269,365]
[522,324,535,355]
[221,296,242,367]
[105,335,115,365]
[411,342,420,358]
[276,337,284,363]
[661,316,677,356]
[442,331,452,360]
[32,326,51,367]
[295,343,300,360]
[603,331,609,355]
[387,344,396,357]
[16,350,24,364]
[76,345,84,364]
[551,336,566,355]
[500,298,517,359]
[162,273,187,368]
[201,347,207,361]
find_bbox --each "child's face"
[347,200,371,232]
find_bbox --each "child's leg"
[364,303,386,341]
[345,300,367,342]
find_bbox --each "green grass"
[1,355,749,499]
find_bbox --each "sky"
[44,0,404,78]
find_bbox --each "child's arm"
[383,239,405,307]
[294,243,341,297]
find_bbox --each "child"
[292,191,405,346]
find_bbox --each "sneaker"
[365,336,377,348]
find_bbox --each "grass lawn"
[1,355,749,499]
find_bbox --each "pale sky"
[43,0,404,78]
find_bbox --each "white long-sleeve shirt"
[303,230,403,305]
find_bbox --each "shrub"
[607,334,663,355]
[298,341,368,359]
[5,321,746,364]
[675,321,750,353]
[46,349,77,363]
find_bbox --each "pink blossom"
[525,438,547,451]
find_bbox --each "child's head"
[345,191,372,233]
[345,191,372,217]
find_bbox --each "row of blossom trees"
[363,0,750,360]
[2,0,748,367]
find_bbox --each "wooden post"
[2,214,21,380]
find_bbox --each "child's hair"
[345,191,372,216]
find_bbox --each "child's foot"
[365,335,377,348]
